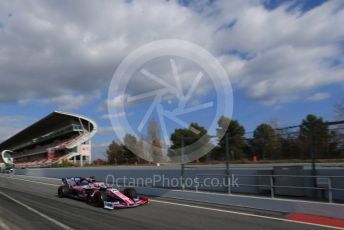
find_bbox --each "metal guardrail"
[185,173,344,203]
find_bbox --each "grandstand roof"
[0,111,97,151]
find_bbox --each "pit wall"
[15,166,344,201]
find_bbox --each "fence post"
[328,178,333,203]
[227,176,231,194]
[225,133,231,194]
[195,176,199,192]
[309,130,317,199]
[181,163,185,190]
[180,136,185,190]
[270,175,274,198]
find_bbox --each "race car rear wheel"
[58,186,69,198]
[123,188,138,200]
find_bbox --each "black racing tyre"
[123,188,138,200]
[58,186,69,198]
[85,189,93,203]
[94,192,108,207]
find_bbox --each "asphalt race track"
[0,175,339,230]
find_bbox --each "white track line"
[170,188,341,206]
[0,191,73,230]
[1,175,343,230]
[150,199,344,230]
[0,175,59,187]
[12,174,61,181]
[0,217,11,230]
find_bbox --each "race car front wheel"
[123,188,138,200]
[94,192,108,207]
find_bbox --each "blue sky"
[0,0,343,159]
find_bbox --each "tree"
[169,123,209,161]
[135,136,145,164]
[124,133,137,149]
[334,98,344,156]
[299,114,334,159]
[279,135,303,159]
[106,141,125,164]
[93,158,107,166]
[123,134,140,163]
[252,124,281,160]
[335,97,344,119]
[170,123,208,148]
[106,135,143,165]
[215,116,246,161]
[147,119,163,162]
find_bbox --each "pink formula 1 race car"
[57,177,149,209]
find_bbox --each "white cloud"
[229,45,343,105]
[0,0,214,104]
[0,0,344,108]
[42,92,100,110]
[97,95,129,112]
[214,0,344,105]
[100,112,133,120]
[107,95,127,109]
[97,127,115,135]
[307,92,331,101]
[97,126,122,135]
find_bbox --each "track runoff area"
[0,174,343,230]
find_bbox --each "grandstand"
[0,111,97,168]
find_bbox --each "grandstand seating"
[0,111,97,168]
